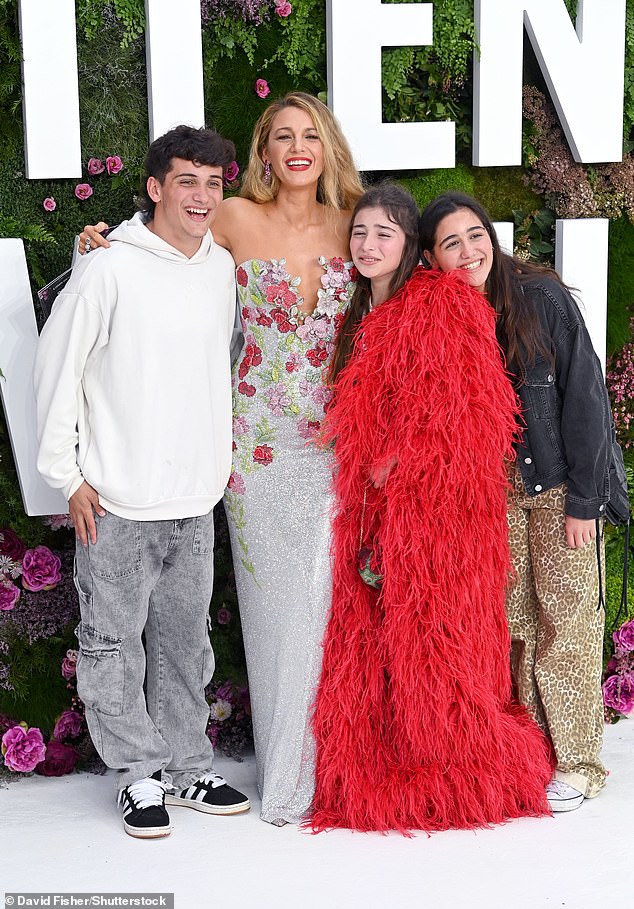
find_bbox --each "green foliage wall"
[0,0,633,733]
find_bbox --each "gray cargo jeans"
[74,510,216,791]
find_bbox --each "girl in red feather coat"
[310,183,552,833]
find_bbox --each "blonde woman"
[80,93,364,826]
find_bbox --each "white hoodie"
[34,213,236,520]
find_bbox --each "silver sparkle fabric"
[223,257,356,824]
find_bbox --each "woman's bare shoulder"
[214,197,263,250]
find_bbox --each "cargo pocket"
[76,622,124,717]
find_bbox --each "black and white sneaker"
[118,775,171,838]
[166,771,250,815]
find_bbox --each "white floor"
[1,718,632,909]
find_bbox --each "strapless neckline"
[235,256,356,324]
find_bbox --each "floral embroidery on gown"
[223,256,356,824]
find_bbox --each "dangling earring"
[263,160,271,185]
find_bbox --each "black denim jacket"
[512,276,611,520]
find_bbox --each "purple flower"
[53,710,83,741]
[215,680,233,701]
[275,1,292,16]
[87,157,105,175]
[61,649,78,680]
[42,197,56,212]
[35,741,78,776]
[255,79,270,99]
[21,545,62,592]
[602,673,634,714]
[217,607,232,626]
[224,160,240,186]
[1,724,46,772]
[613,618,634,653]
[0,528,27,561]
[0,580,20,612]
[105,155,123,175]
[74,183,93,200]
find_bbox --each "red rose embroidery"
[238,342,263,379]
[242,306,251,320]
[285,360,297,372]
[306,344,328,367]
[271,309,292,333]
[237,267,248,287]
[256,311,273,327]
[330,257,345,272]
[238,381,256,397]
[265,280,296,309]
[253,444,273,465]
[333,312,345,333]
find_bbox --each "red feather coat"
[310,267,553,832]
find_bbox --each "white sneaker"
[546,779,584,812]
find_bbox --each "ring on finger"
[84,238,92,253]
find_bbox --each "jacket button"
[547,374,554,382]
[599,504,605,511]
[524,457,532,464]
[534,485,543,492]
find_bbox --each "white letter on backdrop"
[555,219,609,369]
[0,242,68,516]
[327,0,455,171]
[473,0,625,166]
[18,0,82,178]
[145,0,205,139]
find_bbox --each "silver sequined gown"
[223,257,356,824]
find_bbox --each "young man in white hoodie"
[34,125,250,838]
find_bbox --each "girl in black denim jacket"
[420,191,613,813]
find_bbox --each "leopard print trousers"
[506,467,607,797]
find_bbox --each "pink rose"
[1,724,47,772]
[74,183,93,200]
[87,157,105,175]
[42,197,56,212]
[105,155,123,175]
[35,741,78,777]
[217,607,232,626]
[224,160,240,185]
[0,528,27,561]
[275,1,292,16]
[255,79,270,99]
[21,545,62,592]
[0,580,20,612]
[613,619,634,653]
[227,472,246,495]
[44,514,74,531]
[61,651,78,680]
[53,710,83,741]
[602,673,634,714]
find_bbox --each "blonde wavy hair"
[240,92,364,211]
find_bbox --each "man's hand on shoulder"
[69,481,106,546]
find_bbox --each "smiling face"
[146,157,224,257]
[264,106,324,187]
[424,208,493,292]
[350,205,407,304]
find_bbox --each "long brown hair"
[329,183,421,383]
[240,92,364,211]
[418,191,556,372]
